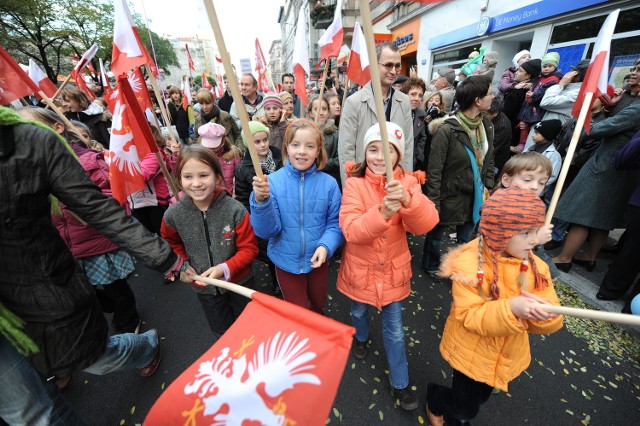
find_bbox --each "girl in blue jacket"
[250,119,344,313]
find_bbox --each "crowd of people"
[1,41,639,425]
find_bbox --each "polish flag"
[111,0,147,78]
[181,76,192,110]
[347,21,371,87]
[255,38,270,92]
[216,74,224,98]
[99,58,113,102]
[131,67,155,123]
[318,0,343,63]
[74,44,98,74]
[108,74,156,204]
[0,45,41,104]
[202,73,213,90]
[292,9,310,106]
[70,69,96,101]
[145,291,354,425]
[28,59,57,99]
[186,44,196,72]
[571,9,619,133]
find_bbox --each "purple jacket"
[52,147,119,258]
[614,128,640,207]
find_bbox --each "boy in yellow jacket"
[426,187,563,425]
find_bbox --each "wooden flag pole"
[545,92,594,225]
[145,64,179,144]
[153,150,181,201]
[315,60,330,122]
[203,0,263,179]
[45,73,73,109]
[193,275,256,299]
[38,91,91,146]
[541,304,640,327]
[357,0,394,180]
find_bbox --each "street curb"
[558,270,640,339]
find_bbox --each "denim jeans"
[351,300,409,389]
[422,222,476,272]
[0,337,87,425]
[83,330,158,375]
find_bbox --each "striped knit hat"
[262,92,283,109]
[478,187,548,299]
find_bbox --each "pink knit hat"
[198,122,226,148]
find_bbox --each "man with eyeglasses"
[338,42,414,184]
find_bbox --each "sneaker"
[394,386,419,411]
[352,338,368,360]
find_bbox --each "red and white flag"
[108,74,157,204]
[255,38,270,92]
[571,9,619,133]
[71,69,96,101]
[347,21,371,87]
[186,44,196,72]
[216,74,224,98]
[99,58,113,101]
[181,76,192,110]
[292,9,310,106]
[131,67,155,123]
[145,291,354,426]
[28,59,57,99]
[112,0,148,78]
[202,73,213,90]
[74,44,98,74]
[318,0,344,63]
[0,45,40,104]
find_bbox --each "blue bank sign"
[430,0,610,50]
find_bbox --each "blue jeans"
[83,330,158,375]
[0,337,87,425]
[422,222,476,272]
[351,301,409,389]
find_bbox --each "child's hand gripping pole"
[192,275,256,299]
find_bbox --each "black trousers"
[131,205,166,235]
[427,370,494,425]
[196,277,256,342]
[94,279,140,333]
[599,205,640,301]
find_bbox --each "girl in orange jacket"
[337,122,439,410]
[425,187,563,426]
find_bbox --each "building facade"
[416,0,639,86]
[164,35,222,88]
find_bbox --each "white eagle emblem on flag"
[184,331,321,425]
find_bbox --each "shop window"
[550,7,640,45]
[433,44,481,63]
[585,35,640,61]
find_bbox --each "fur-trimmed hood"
[427,114,455,136]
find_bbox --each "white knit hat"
[512,50,531,68]
[363,122,405,162]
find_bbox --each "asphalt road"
[65,234,640,425]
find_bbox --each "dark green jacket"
[426,115,495,225]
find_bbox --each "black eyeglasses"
[379,62,402,71]
[629,66,640,73]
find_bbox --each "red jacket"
[337,166,439,309]
[52,150,118,258]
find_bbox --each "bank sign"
[430,0,610,50]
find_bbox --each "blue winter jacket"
[250,161,344,274]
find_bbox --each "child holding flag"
[426,187,563,426]
[161,145,258,341]
[250,119,343,313]
[337,122,438,410]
